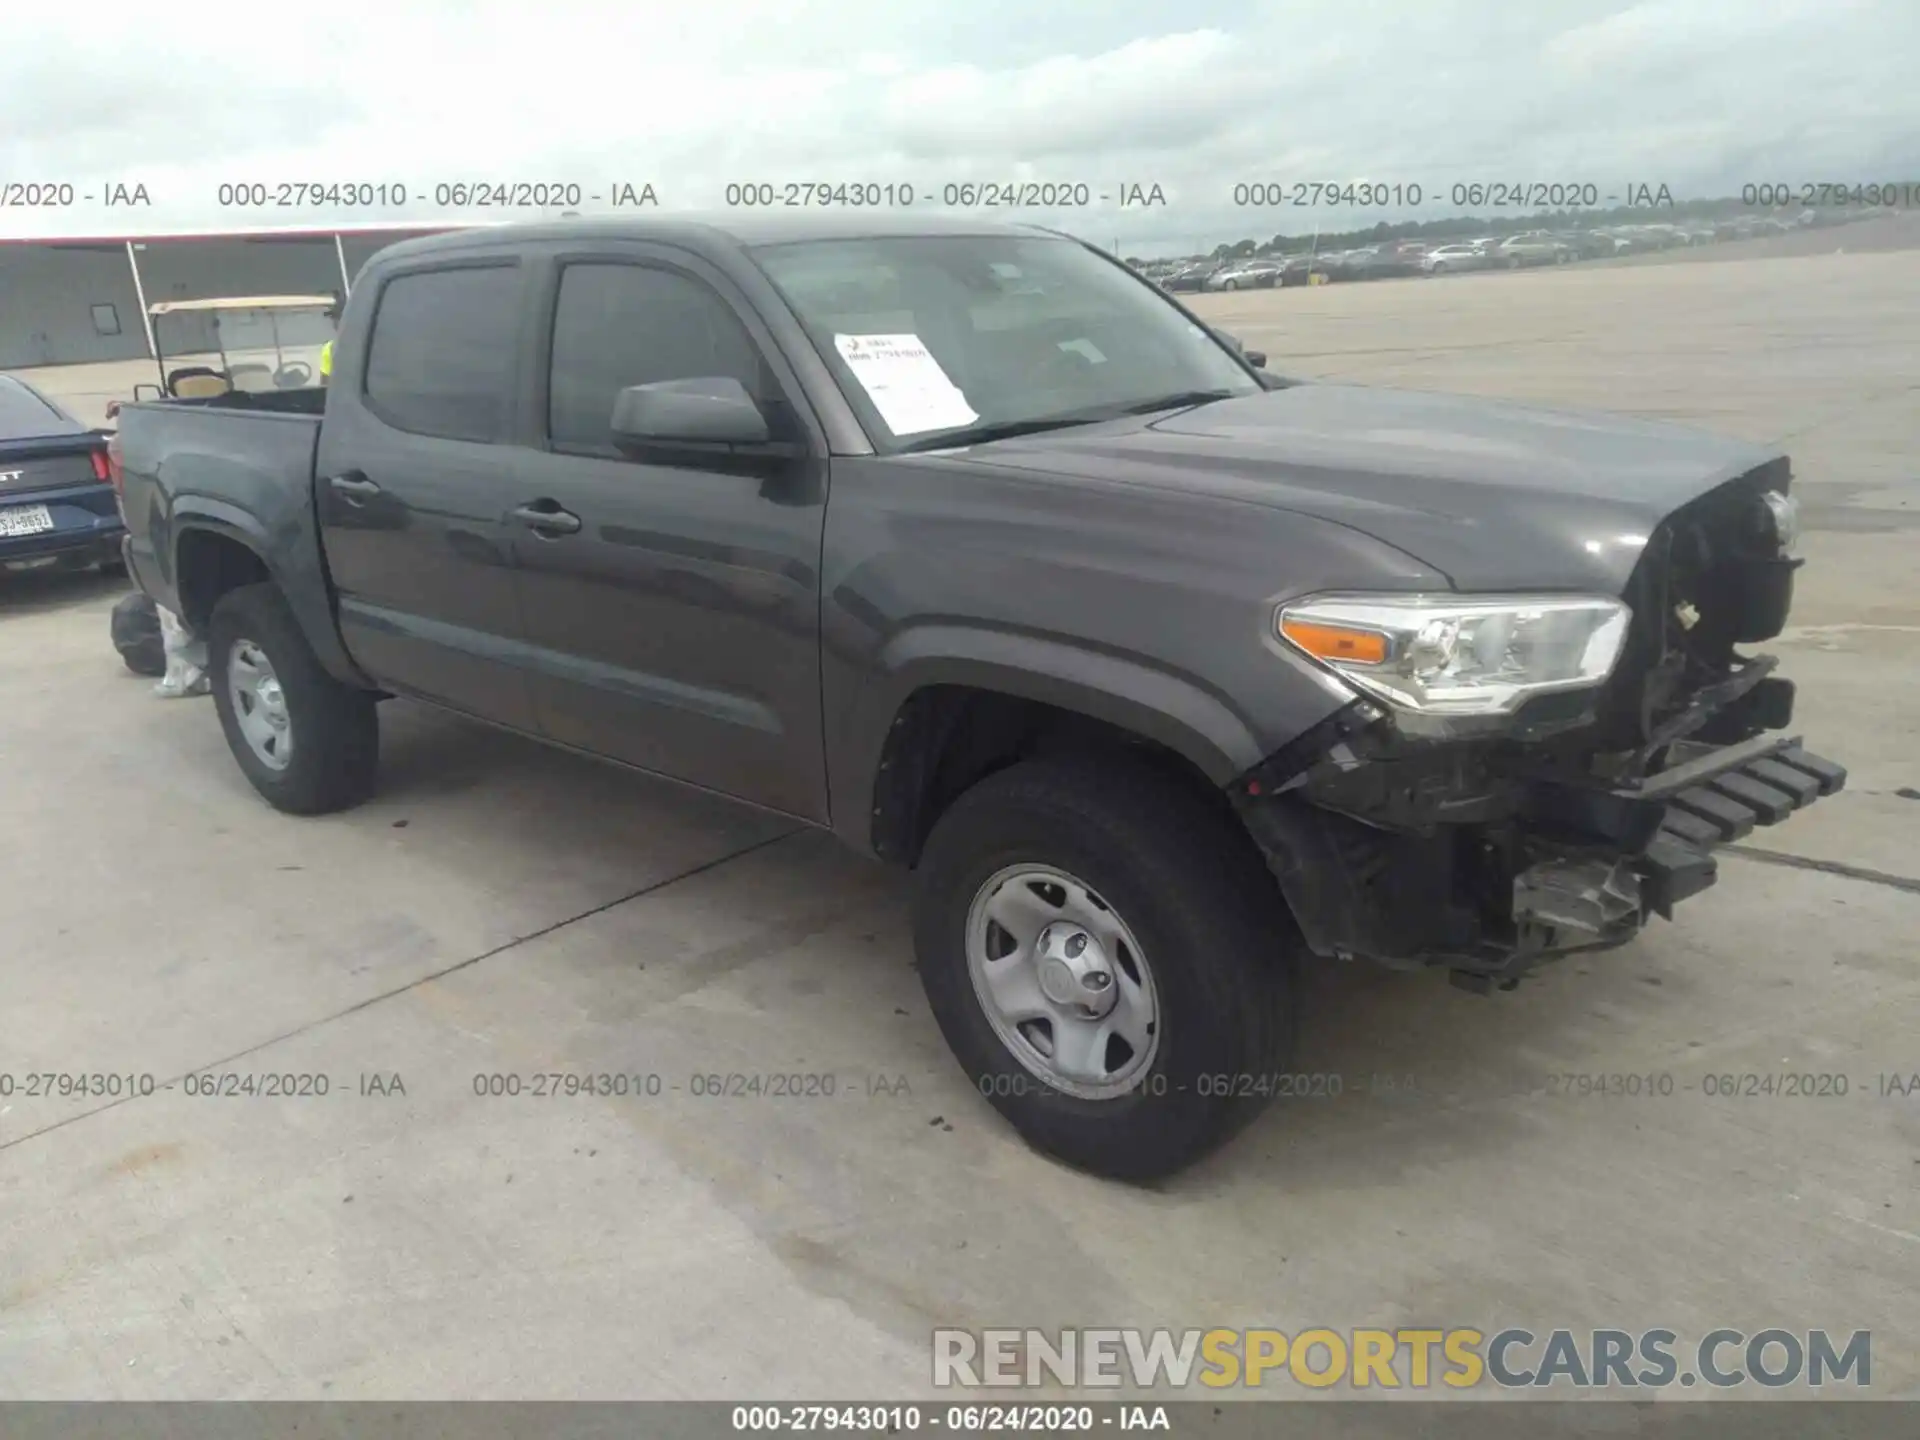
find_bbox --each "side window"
[363,265,519,443]
[547,263,765,453]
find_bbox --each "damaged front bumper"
[1232,704,1847,992]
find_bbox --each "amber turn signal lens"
[1280,618,1390,665]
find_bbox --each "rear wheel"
[912,757,1299,1182]
[208,583,378,815]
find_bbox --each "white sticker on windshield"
[1057,338,1106,364]
[834,333,978,436]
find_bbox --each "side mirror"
[1214,330,1266,369]
[131,383,162,403]
[610,377,773,454]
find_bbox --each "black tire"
[912,757,1299,1182]
[120,638,166,677]
[110,590,166,676]
[207,583,378,815]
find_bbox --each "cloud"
[2,0,1916,251]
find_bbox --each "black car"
[0,375,123,576]
[1277,255,1339,286]
[1159,264,1217,292]
[1346,245,1425,279]
[1563,230,1625,261]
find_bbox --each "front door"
[506,249,830,821]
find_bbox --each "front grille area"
[1593,463,1796,757]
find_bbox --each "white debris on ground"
[154,604,209,698]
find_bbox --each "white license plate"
[0,504,55,537]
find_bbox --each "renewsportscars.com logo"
[932,1327,1872,1391]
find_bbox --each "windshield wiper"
[1111,388,1239,416]
[895,390,1239,454]
[895,411,1119,453]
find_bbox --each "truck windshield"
[751,234,1263,453]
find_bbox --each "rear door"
[505,243,831,821]
[315,258,539,729]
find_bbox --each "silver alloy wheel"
[965,864,1161,1100]
[227,638,294,771]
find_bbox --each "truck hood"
[964,383,1783,592]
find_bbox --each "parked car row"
[1134,208,1877,290]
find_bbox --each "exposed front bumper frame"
[1234,714,1847,991]
[1602,733,1844,905]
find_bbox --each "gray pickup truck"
[112,213,1843,1180]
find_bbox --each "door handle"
[510,501,583,536]
[328,471,382,500]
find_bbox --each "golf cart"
[128,294,338,405]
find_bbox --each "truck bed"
[115,393,341,672]
[157,387,329,417]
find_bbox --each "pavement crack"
[0,826,806,1156]
[1723,844,1920,896]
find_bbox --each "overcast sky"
[3,0,1916,252]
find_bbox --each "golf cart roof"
[147,294,336,316]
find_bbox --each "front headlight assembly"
[1759,488,1799,557]
[1276,593,1632,719]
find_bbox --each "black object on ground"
[111,589,166,677]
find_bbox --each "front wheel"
[208,583,379,814]
[912,758,1299,1181]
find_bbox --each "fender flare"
[166,497,273,581]
[168,498,370,688]
[834,624,1268,855]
